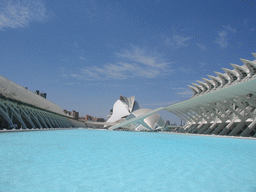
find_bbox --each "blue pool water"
[0,129,256,192]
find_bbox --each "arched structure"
[107,96,166,131]
[0,76,85,129]
[121,108,166,131]
[106,95,140,123]
[109,53,256,137]
[164,53,256,137]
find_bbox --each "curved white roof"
[188,53,256,97]
[107,99,130,123]
[107,95,140,123]
[0,75,65,115]
[109,53,256,131]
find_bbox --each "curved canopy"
[0,75,65,115]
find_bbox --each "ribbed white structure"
[107,95,140,123]
[0,76,65,115]
[0,75,85,129]
[188,54,256,97]
[107,96,166,131]
[164,53,256,137]
[109,53,256,137]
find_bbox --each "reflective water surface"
[0,129,256,192]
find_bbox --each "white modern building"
[0,75,85,129]
[109,53,256,137]
[107,95,166,131]
[106,95,140,123]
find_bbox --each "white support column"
[214,103,230,120]
[16,106,36,128]
[187,107,211,133]
[49,116,60,128]
[191,122,205,133]
[219,118,238,135]
[49,116,59,128]
[187,108,202,123]
[198,106,215,123]
[218,99,248,135]
[240,119,256,137]
[241,94,256,108]
[56,117,65,127]
[41,113,53,128]
[0,105,13,127]
[198,123,211,134]
[234,98,254,118]
[204,121,219,134]
[211,123,227,135]
[228,121,246,136]
[203,104,226,134]
[6,104,27,129]
[184,123,195,132]
[34,111,48,128]
[57,117,66,127]
[222,100,245,121]
[25,109,43,128]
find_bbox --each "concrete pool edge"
[1,128,256,140]
[160,131,256,140]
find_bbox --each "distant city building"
[34,90,47,99]
[85,115,105,122]
[95,118,105,122]
[72,110,79,120]
[85,115,93,121]
[78,117,85,121]
[39,93,47,99]
[63,109,79,120]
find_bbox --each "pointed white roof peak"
[188,85,198,96]
[192,83,203,94]
[207,75,222,88]
[119,95,136,112]
[222,68,239,83]
[202,77,215,90]
[196,80,208,91]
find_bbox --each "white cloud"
[214,25,236,49]
[71,46,173,81]
[116,45,169,68]
[165,35,191,49]
[215,31,228,48]
[0,0,48,30]
[197,43,207,51]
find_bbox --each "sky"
[1,0,256,124]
